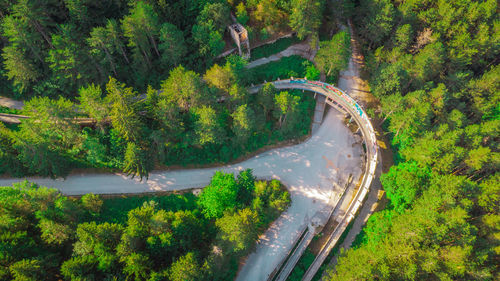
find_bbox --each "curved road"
[0,80,377,281]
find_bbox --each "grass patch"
[0,105,21,114]
[97,193,198,224]
[247,55,311,85]
[287,248,316,281]
[250,36,302,61]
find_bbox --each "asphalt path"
[0,106,363,281]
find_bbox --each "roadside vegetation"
[0,170,291,281]
[315,31,351,83]
[0,0,325,180]
[249,36,302,61]
[0,60,316,179]
[248,55,310,83]
[0,105,20,114]
[325,0,499,280]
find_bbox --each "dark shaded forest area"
[327,0,499,280]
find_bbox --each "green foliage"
[248,55,310,84]
[9,259,44,281]
[306,64,321,80]
[355,0,395,48]
[168,252,202,281]
[394,24,413,50]
[289,0,324,39]
[77,83,109,127]
[330,0,500,279]
[216,208,259,252]
[1,44,40,93]
[197,2,231,34]
[198,171,239,218]
[123,142,151,180]
[250,36,302,61]
[380,162,431,212]
[192,22,225,59]
[16,96,81,178]
[192,105,226,146]
[105,77,142,141]
[121,1,160,72]
[191,2,230,60]
[249,0,287,30]
[158,23,186,69]
[252,179,291,224]
[274,90,300,130]
[47,24,97,92]
[235,2,249,25]
[81,193,103,214]
[315,31,350,82]
[236,169,256,205]
[160,65,206,111]
[231,104,256,145]
[204,63,237,95]
[0,171,290,280]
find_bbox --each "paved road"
[0,96,24,110]
[0,106,363,281]
[0,77,377,281]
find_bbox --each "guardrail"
[249,78,378,281]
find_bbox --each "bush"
[260,28,270,40]
[247,56,311,85]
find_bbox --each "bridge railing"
[255,78,378,281]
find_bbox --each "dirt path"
[319,19,391,279]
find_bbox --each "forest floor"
[0,107,363,281]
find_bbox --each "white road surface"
[0,108,362,281]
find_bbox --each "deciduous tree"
[192,105,225,146]
[315,31,350,80]
[289,0,323,39]
[198,171,239,218]
[231,104,256,145]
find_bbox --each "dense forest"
[0,0,326,179]
[1,0,498,280]
[0,170,291,280]
[0,0,324,97]
[327,0,499,280]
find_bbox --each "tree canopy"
[327,0,499,280]
[0,170,290,281]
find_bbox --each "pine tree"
[105,77,142,141]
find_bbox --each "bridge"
[249,78,378,281]
[0,79,378,281]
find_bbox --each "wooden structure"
[228,22,250,59]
